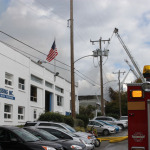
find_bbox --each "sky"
[0,0,150,100]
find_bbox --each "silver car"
[87,120,116,136]
[36,126,94,150]
[25,121,96,147]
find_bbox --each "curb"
[97,136,128,143]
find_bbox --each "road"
[95,129,128,150]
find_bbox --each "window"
[31,75,42,84]
[45,81,53,89]
[18,106,25,120]
[30,86,37,102]
[18,78,25,90]
[5,73,13,86]
[34,110,37,119]
[57,95,62,106]
[4,104,12,119]
[55,86,64,93]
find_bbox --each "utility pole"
[70,0,75,118]
[90,37,110,116]
[113,70,125,118]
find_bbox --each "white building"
[0,42,79,126]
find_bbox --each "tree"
[105,87,127,118]
[79,105,96,119]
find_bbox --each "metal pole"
[113,70,125,118]
[118,70,121,117]
[70,0,75,118]
[90,38,110,116]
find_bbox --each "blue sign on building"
[0,88,15,100]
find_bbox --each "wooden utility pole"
[113,70,125,118]
[90,38,110,116]
[70,0,76,118]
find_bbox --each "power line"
[0,39,99,86]
[0,40,71,72]
[0,30,70,68]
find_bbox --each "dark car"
[0,126,64,150]
[24,127,87,150]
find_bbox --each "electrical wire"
[0,40,100,86]
[0,40,71,72]
[0,30,70,68]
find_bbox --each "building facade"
[0,42,79,126]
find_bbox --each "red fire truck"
[128,65,150,150]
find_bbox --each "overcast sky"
[0,0,150,100]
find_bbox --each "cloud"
[0,0,150,100]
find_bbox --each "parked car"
[119,116,128,122]
[25,121,98,147]
[23,127,87,150]
[36,126,95,150]
[0,126,64,150]
[93,116,128,129]
[87,120,116,136]
[95,120,121,132]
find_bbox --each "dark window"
[41,128,72,140]
[24,123,37,126]
[30,86,37,102]
[96,117,105,120]
[39,123,52,126]
[89,121,94,125]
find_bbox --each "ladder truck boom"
[114,28,145,82]
[125,59,139,79]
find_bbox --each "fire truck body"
[128,83,149,150]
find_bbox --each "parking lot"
[96,129,128,150]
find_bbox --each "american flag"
[46,40,58,62]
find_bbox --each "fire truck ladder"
[125,59,139,79]
[114,28,145,83]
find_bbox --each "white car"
[87,120,116,136]
[119,116,128,122]
[93,116,128,129]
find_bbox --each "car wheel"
[118,124,124,129]
[103,129,109,136]
[94,139,101,147]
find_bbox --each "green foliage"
[106,87,128,117]
[76,114,89,128]
[75,126,85,132]
[64,116,74,127]
[38,112,64,122]
[79,105,96,119]
[74,118,84,127]
[97,112,101,116]
[105,113,119,119]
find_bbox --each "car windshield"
[13,129,40,142]
[57,128,77,137]
[38,129,59,141]
[62,123,76,133]
[111,117,118,121]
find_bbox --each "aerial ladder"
[124,59,139,80]
[114,28,145,82]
